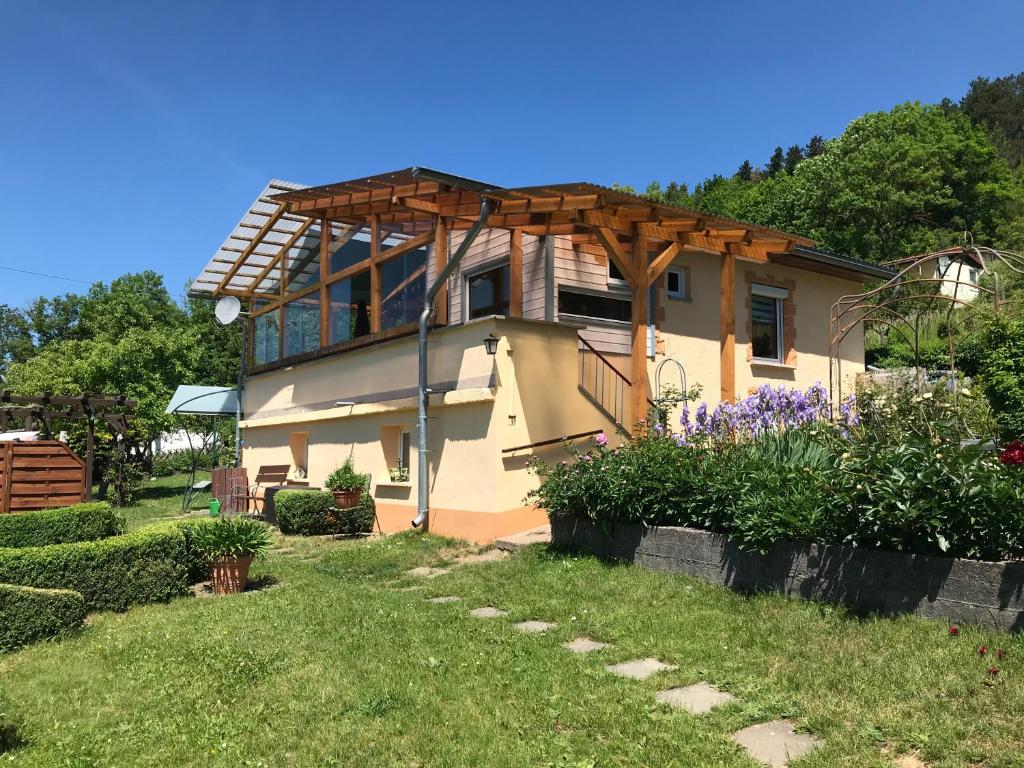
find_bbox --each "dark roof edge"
[409,166,501,193]
[790,245,895,280]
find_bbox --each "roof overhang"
[193,167,886,298]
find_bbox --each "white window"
[667,268,686,299]
[398,431,411,471]
[751,283,787,363]
[607,259,629,288]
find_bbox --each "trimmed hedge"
[276,490,376,536]
[0,519,216,613]
[0,502,123,549]
[0,583,86,652]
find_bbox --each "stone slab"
[405,567,450,578]
[731,720,822,767]
[563,637,610,654]
[514,620,555,633]
[655,683,735,714]
[605,657,677,680]
[551,517,1024,633]
[426,595,461,604]
[495,525,552,551]
[470,606,508,618]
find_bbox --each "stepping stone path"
[655,683,735,714]
[563,637,610,654]
[426,595,461,604]
[731,719,822,767]
[405,566,449,578]
[514,620,555,633]
[469,606,508,618]
[605,657,678,680]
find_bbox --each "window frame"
[666,267,689,300]
[463,258,511,321]
[607,259,629,289]
[557,286,632,326]
[750,283,787,364]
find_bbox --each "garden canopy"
[165,385,238,416]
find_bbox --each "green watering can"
[209,499,221,516]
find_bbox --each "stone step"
[730,719,823,767]
[495,524,551,551]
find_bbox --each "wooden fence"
[0,441,87,513]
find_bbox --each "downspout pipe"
[412,197,494,528]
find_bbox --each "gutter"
[790,245,895,281]
[412,195,494,529]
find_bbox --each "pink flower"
[979,645,988,656]
[594,433,608,447]
[999,440,1024,465]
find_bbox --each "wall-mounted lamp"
[483,333,499,356]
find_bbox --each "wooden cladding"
[0,441,86,514]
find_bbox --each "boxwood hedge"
[276,490,376,536]
[0,519,216,613]
[0,502,123,549]
[0,583,86,652]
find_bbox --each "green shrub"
[979,316,1024,440]
[173,517,219,584]
[276,490,376,536]
[0,502,123,549]
[0,521,206,612]
[324,458,369,492]
[0,583,86,652]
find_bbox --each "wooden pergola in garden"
[0,393,134,501]
[192,168,882,422]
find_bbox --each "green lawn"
[1,495,1022,766]
[114,472,213,531]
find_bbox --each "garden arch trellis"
[828,235,1024,406]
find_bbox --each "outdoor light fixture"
[483,333,499,356]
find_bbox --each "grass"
[1,481,1023,766]
[112,472,213,531]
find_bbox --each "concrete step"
[495,524,551,551]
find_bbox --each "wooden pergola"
[193,167,880,423]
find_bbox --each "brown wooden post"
[433,217,448,325]
[369,213,381,333]
[1,441,12,513]
[319,217,330,345]
[509,229,523,317]
[84,414,95,502]
[720,252,736,402]
[629,232,650,427]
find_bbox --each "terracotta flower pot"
[209,555,254,595]
[332,489,361,509]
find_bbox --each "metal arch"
[828,237,1024,404]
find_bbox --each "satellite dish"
[214,296,242,326]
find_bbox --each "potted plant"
[389,466,409,482]
[325,458,368,509]
[193,517,273,595]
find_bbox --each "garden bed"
[551,516,1024,633]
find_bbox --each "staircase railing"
[577,337,636,431]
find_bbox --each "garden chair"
[227,464,290,515]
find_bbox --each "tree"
[805,135,826,158]
[736,160,754,181]
[0,305,32,378]
[25,293,85,346]
[766,146,785,177]
[958,73,1024,169]
[784,145,804,174]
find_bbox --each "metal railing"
[577,337,634,431]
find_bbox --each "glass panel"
[558,289,631,323]
[328,271,372,345]
[380,246,427,330]
[284,228,321,294]
[330,229,373,274]
[467,264,510,320]
[751,294,780,360]
[283,293,320,358]
[252,309,280,366]
[399,431,411,471]
[608,260,627,283]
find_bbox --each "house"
[884,248,983,303]
[190,168,891,543]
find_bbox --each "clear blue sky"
[2,0,1023,307]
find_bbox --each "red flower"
[996,649,1007,660]
[988,666,1000,676]
[948,625,960,636]
[999,440,1024,465]
[979,645,988,656]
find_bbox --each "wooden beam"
[578,209,637,234]
[377,228,435,264]
[434,217,448,325]
[369,214,381,334]
[630,232,651,428]
[720,252,736,403]
[509,229,523,317]
[594,227,636,284]
[319,217,329,347]
[646,242,682,283]
[217,204,286,293]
